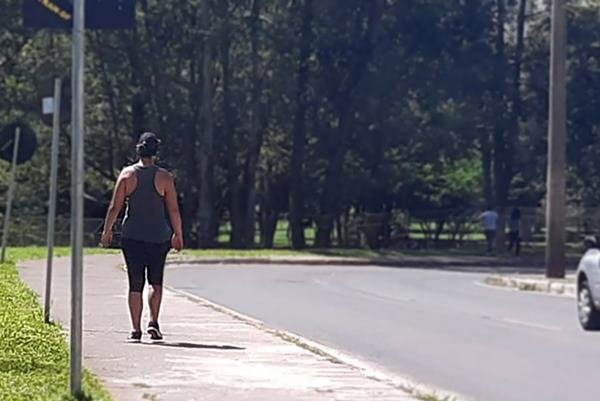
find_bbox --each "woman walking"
[101,132,183,342]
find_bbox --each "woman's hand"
[100,230,113,248]
[171,232,184,252]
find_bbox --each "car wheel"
[578,280,600,331]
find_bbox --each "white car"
[577,238,600,330]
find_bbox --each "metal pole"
[44,77,61,323]
[70,0,85,396]
[1,127,21,263]
[545,0,567,279]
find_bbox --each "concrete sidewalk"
[19,255,426,401]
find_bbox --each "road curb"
[166,255,557,271]
[484,275,576,297]
[164,284,469,401]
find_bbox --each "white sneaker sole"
[147,327,163,341]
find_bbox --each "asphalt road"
[166,263,599,401]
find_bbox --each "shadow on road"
[143,341,245,350]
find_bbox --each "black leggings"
[122,238,171,292]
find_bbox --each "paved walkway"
[19,255,420,401]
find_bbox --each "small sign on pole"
[42,97,55,115]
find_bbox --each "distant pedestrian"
[101,132,184,343]
[507,207,521,256]
[479,207,499,253]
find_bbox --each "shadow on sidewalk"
[143,341,245,351]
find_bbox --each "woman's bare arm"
[102,172,128,236]
[163,173,184,250]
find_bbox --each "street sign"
[0,123,38,165]
[39,78,71,126]
[42,97,54,114]
[23,0,135,30]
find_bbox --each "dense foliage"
[1,0,599,248]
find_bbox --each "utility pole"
[44,77,61,323]
[70,0,85,396]
[545,0,567,278]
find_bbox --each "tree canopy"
[1,0,600,248]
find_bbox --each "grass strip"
[3,247,119,263]
[0,248,114,401]
[176,246,567,260]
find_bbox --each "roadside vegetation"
[0,248,114,401]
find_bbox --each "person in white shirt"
[479,208,499,253]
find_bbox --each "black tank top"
[121,165,173,243]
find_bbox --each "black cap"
[137,132,161,146]
[136,132,161,157]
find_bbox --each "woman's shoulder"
[156,167,173,177]
[155,167,174,185]
[119,164,138,179]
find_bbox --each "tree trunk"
[493,0,509,249]
[259,213,279,248]
[289,0,314,250]
[508,0,527,176]
[494,0,511,207]
[125,28,146,142]
[94,50,119,175]
[493,0,510,209]
[314,215,335,248]
[197,0,215,248]
[138,0,169,136]
[218,0,245,248]
[335,216,344,247]
[242,0,263,248]
[481,129,494,207]
[315,105,351,248]
[315,0,382,248]
[259,183,279,248]
[131,92,145,141]
[513,0,527,122]
[434,220,445,242]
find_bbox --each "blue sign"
[23,0,135,30]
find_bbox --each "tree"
[289,0,314,249]
[3,0,600,250]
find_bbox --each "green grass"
[177,248,309,258]
[177,247,406,259]
[176,247,465,260]
[0,248,115,401]
[177,241,584,261]
[3,247,119,264]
